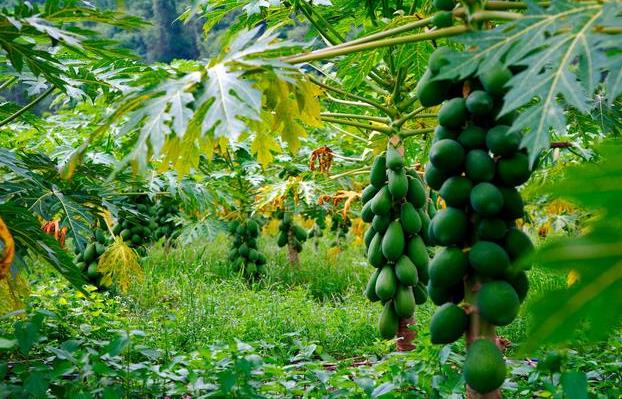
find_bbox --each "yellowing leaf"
[0,216,15,280]
[97,237,143,294]
[0,273,29,315]
[250,128,281,167]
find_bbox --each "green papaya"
[465,90,494,116]
[76,252,84,262]
[365,269,381,302]
[424,162,449,191]
[438,98,468,129]
[246,262,257,274]
[248,249,258,262]
[431,207,468,246]
[375,265,397,302]
[370,155,387,188]
[364,225,376,249]
[406,236,429,283]
[394,284,416,318]
[95,229,106,244]
[476,218,507,240]
[239,243,250,258]
[478,281,520,326]
[504,227,534,261]
[430,303,468,344]
[406,176,426,208]
[236,224,246,235]
[429,247,468,289]
[277,231,288,247]
[120,229,131,240]
[433,125,459,143]
[372,214,390,233]
[76,261,86,271]
[416,70,451,107]
[87,263,99,280]
[256,253,267,266]
[395,255,418,286]
[499,187,524,219]
[468,241,510,277]
[413,283,428,305]
[429,139,465,173]
[417,209,433,247]
[400,202,422,235]
[247,220,259,237]
[457,125,487,150]
[378,301,399,339]
[428,46,453,74]
[386,146,404,171]
[465,150,495,183]
[95,243,106,256]
[84,243,96,263]
[367,232,386,268]
[480,64,512,96]
[432,10,453,28]
[464,339,507,393]
[387,169,408,200]
[486,125,521,157]
[497,152,531,186]
[439,176,473,207]
[361,184,378,204]
[470,182,504,217]
[382,221,405,261]
[293,224,308,242]
[370,186,392,216]
[112,223,122,235]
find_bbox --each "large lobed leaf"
[522,141,622,353]
[436,1,622,166]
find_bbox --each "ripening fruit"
[465,90,494,116]
[361,201,374,223]
[372,214,391,234]
[406,236,429,283]
[470,182,504,217]
[375,265,398,302]
[432,11,453,28]
[371,186,392,216]
[365,268,381,302]
[429,247,468,288]
[439,176,473,207]
[499,187,525,219]
[378,301,399,339]
[433,125,459,142]
[505,269,529,303]
[477,281,520,326]
[497,152,531,186]
[464,339,507,393]
[400,202,422,235]
[430,303,468,344]
[424,162,450,190]
[394,284,416,318]
[475,218,507,241]
[386,145,404,170]
[367,232,386,268]
[428,46,453,74]
[382,221,406,261]
[458,125,487,150]
[413,283,428,304]
[465,149,495,183]
[361,184,379,204]
[480,64,513,96]
[503,227,534,261]
[486,125,521,157]
[388,169,408,200]
[416,70,451,107]
[406,176,427,208]
[431,207,468,246]
[429,139,465,173]
[395,255,419,286]
[370,155,387,188]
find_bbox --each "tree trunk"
[287,230,299,266]
[396,317,416,351]
[464,277,502,399]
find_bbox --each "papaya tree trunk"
[287,230,299,266]
[465,277,502,399]
[396,317,416,351]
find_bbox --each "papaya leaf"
[97,237,143,294]
[522,142,622,354]
[435,1,622,165]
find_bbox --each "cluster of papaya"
[74,228,109,285]
[307,209,327,239]
[431,0,456,28]
[418,47,535,394]
[361,145,433,339]
[151,198,180,241]
[329,215,351,245]
[275,210,308,253]
[228,219,267,277]
[112,215,153,256]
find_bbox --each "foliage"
[523,141,622,353]
[97,237,143,293]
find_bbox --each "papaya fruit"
[430,303,468,344]
[417,209,433,247]
[382,221,405,261]
[424,162,449,191]
[486,125,521,157]
[367,232,386,268]
[406,236,429,283]
[246,262,257,274]
[406,176,426,208]
[464,339,507,393]
[76,261,86,271]
[503,227,534,261]
[470,182,504,217]
[499,187,524,219]
[84,243,96,263]
[465,149,495,183]
[247,220,259,237]
[277,231,288,247]
[370,186,392,216]
[429,247,468,288]
[429,139,465,173]
[76,252,84,262]
[370,154,387,188]
[432,11,453,28]
[239,243,250,258]
[364,225,376,249]
[497,152,531,186]
[433,125,459,143]
[365,269,381,302]
[428,46,453,74]
[438,98,468,129]
[457,125,487,150]
[427,281,452,306]
[112,224,122,235]
[475,218,507,241]
[413,283,428,305]
[395,255,419,286]
[120,229,131,241]
[394,284,416,318]
[480,64,513,96]
[378,301,399,339]
[293,224,308,242]
[361,184,378,205]
[95,229,106,244]
[505,269,529,302]
[431,207,468,246]
[416,70,451,107]
[372,214,390,234]
[386,146,404,170]
[87,263,99,280]
[248,249,258,262]
[95,243,106,256]
[375,265,397,301]
[236,224,246,235]
[478,281,520,326]
[256,253,267,266]
[400,202,422,235]
[465,90,494,116]
[468,241,510,277]
[388,169,408,200]
[439,176,472,207]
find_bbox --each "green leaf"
[0,338,17,350]
[561,371,588,399]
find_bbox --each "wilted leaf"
[97,237,143,294]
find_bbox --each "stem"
[0,86,55,127]
[310,76,393,115]
[393,106,425,127]
[325,94,375,108]
[471,10,524,21]
[399,127,434,137]
[321,116,393,133]
[285,26,469,65]
[321,112,389,123]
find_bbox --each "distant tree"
[149,0,199,62]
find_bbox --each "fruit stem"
[320,112,389,124]
[470,10,524,21]
[399,127,435,138]
[321,116,394,133]
[309,76,394,116]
